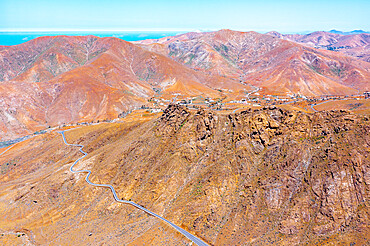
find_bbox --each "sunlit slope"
[1,35,250,140]
[1,105,368,245]
[137,29,370,96]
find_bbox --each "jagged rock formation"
[155,105,369,244]
[1,105,368,245]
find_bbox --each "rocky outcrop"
[155,105,369,244]
[1,105,368,245]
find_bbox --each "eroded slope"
[0,105,369,245]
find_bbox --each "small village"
[140,91,370,114]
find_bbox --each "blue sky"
[1,0,369,33]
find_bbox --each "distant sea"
[0,31,185,46]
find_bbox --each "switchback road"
[59,130,209,246]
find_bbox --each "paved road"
[311,103,318,112]
[0,136,33,157]
[59,130,209,246]
[246,86,260,99]
[232,108,239,114]
[311,101,331,112]
[0,144,17,157]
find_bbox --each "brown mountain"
[136,29,370,96]
[267,31,370,62]
[267,31,342,47]
[0,35,249,140]
[1,31,370,140]
[1,105,369,245]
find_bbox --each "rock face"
[155,105,369,245]
[1,105,368,245]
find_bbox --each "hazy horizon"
[0,28,368,34]
[0,28,368,46]
[1,0,369,33]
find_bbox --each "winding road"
[0,137,31,157]
[59,130,209,246]
[246,86,260,99]
[310,100,331,112]
[0,144,17,157]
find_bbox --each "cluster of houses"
[143,91,369,114]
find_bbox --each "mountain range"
[328,29,369,35]
[1,29,369,245]
[136,29,369,96]
[267,31,370,62]
[0,34,247,140]
[0,29,369,140]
